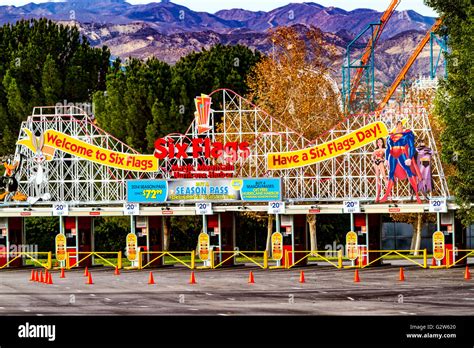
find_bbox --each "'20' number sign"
[429,199,447,213]
[123,203,139,215]
[53,203,69,216]
[268,202,285,214]
[343,201,360,213]
[196,202,212,215]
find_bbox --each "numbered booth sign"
[429,199,447,213]
[432,231,445,261]
[268,201,285,215]
[55,234,67,262]
[198,233,210,261]
[343,201,360,214]
[271,232,283,261]
[195,202,212,215]
[126,233,138,262]
[53,203,69,216]
[345,231,358,260]
[123,203,139,216]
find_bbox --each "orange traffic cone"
[248,271,255,284]
[30,270,35,281]
[84,267,89,277]
[60,268,65,279]
[465,265,471,280]
[39,271,44,283]
[114,267,120,276]
[354,269,360,283]
[86,272,93,285]
[189,271,196,284]
[299,271,306,283]
[148,272,155,285]
[33,270,38,282]
[399,267,405,281]
[47,273,53,285]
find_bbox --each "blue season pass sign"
[127,180,168,203]
[127,178,281,203]
[240,178,281,201]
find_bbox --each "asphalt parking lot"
[0,265,473,315]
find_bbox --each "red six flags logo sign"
[153,94,250,164]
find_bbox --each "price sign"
[123,203,140,215]
[55,234,67,262]
[346,231,358,261]
[53,203,69,216]
[268,201,285,214]
[271,232,283,260]
[126,233,138,262]
[429,199,447,213]
[343,200,360,213]
[198,233,210,261]
[432,231,445,261]
[195,202,213,215]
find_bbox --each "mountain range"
[0,0,436,36]
[0,0,442,83]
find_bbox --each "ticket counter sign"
[346,231,358,260]
[126,233,138,262]
[198,233,210,261]
[433,231,445,261]
[271,232,283,260]
[55,234,67,262]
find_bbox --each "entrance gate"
[0,88,456,269]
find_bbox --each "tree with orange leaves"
[246,26,343,251]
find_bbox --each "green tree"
[41,54,62,105]
[3,69,27,124]
[425,0,474,224]
[0,18,110,154]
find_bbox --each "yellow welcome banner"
[267,121,389,170]
[17,128,158,172]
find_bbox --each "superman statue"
[379,120,422,204]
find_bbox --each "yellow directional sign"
[55,234,67,262]
[271,232,283,261]
[346,231,358,261]
[198,233,210,261]
[433,231,445,261]
[126,233,138,262]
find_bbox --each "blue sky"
[0,0,438,17]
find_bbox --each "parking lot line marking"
[90,294,96,297]
[227,298,235,301]
[347,297,355,301]
[205,293,213,296]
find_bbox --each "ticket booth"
[431,212,458,266]
[135,216,164,267]
[353,213,382,266]
[0,217,24,268]
[280,214,308,267]
[63,217,93,268]
[204,212,235,267]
